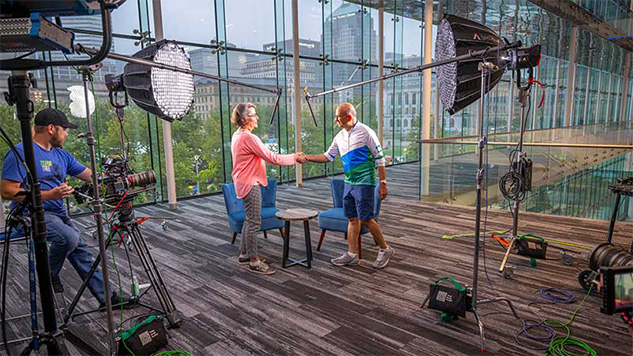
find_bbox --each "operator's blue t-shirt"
[2,142,86,215]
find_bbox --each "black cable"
[0,122,33,356]
[499,92,531,203]
[499,171,525,202]
[1,212,16,356]
[0,125,32,185]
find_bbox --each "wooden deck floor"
[2,164,633,355]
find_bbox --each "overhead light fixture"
[113,40,194,121]
[436,15,541,115]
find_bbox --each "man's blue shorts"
[343,184,375,221]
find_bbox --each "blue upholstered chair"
[316,179,382,259]
[221,179,285,244]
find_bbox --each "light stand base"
[421,294,520,352]
[474,297,520,351]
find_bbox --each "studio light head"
[436,15,541,115]
[505,44,542,71]
[107,40,194,122]
[105,73,125,93]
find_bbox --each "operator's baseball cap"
[34,108,79,129]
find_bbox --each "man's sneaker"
[248,261,276,275]
[238,256,266,265]
[51,275,64,293]
[331,252,359,266]
[99,292,123,309]
[372,247,395,269]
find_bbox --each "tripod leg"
[472,309,485,352]
[497,297,519,319]
[420,293,431,309]
[127,225,181,327]
[62,236,112,326]
[19,339,34,356]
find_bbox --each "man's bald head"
[337,103,356,121]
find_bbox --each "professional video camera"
[579,243,633,329]
[74,157,156,206]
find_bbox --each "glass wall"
[1,0,632,220]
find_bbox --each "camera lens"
[589,243,633,270]
[127,171,156,188]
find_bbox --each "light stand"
[469,62,520,352]
[498,73,533,274]
[75,65,117,354]
[4,71,69,355]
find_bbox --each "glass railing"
[417,121,633,220]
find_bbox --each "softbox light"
[122,40,194,121]
[436,15,507,115]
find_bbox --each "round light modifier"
[435,17,457,113]
[151,42,194,120]
[67,85,95,118]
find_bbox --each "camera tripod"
[62,200,181,329]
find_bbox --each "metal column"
[421,0,433,196]
[292,0,302,187]
[152,0,177,209]
[564,26,578,127]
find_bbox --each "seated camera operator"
[1,108,117,308]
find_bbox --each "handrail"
[427,120,632,142]
[418,140,633,149]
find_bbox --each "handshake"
[294,152,309,164]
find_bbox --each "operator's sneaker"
[331,252,359,266]
[99,292,122,309]
[372,247,395,269]
[248,261,276,275]
[51,275,64,293]
[238,256,266,265]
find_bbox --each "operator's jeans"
[45,211,109,303]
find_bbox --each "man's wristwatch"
[380,179,387,185]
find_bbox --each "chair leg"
[279,228,285,239]
[316,230,327,251]
[231,232,237,245]
[358,234,362,260]
[263,231,268,239]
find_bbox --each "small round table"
[275,208,319,268]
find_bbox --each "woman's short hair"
[230,102,256,127]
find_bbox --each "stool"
[275,209,318,268]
